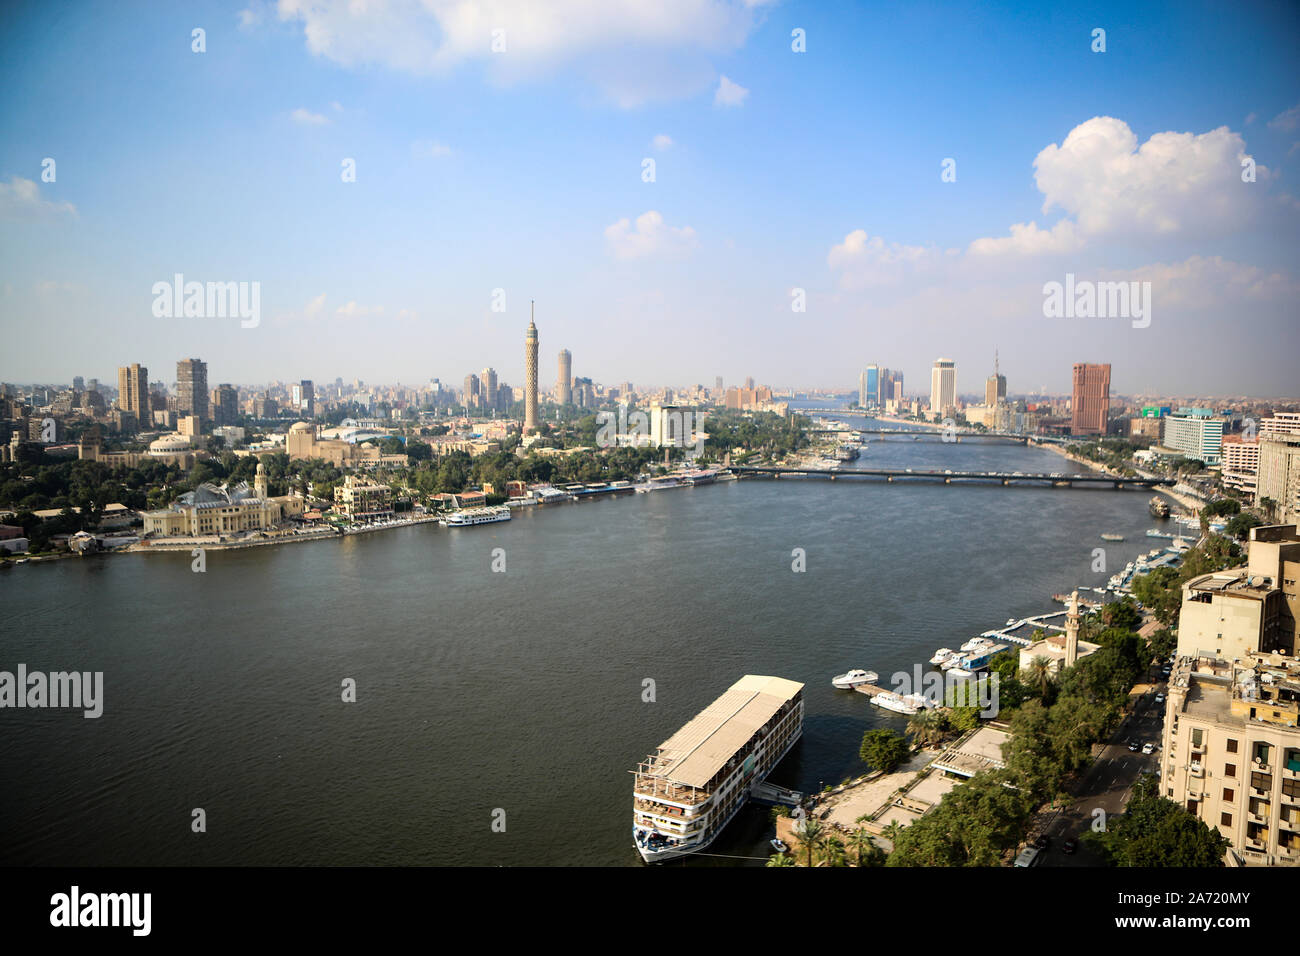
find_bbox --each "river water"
[0,415,1168,865]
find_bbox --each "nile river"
[0,417,1167,865]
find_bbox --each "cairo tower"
[524,303,539,433]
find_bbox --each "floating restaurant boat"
[1149,496,1171,518]
[836,444,859,462]
[632,675,804,863]
[444,506,512,527]
[634,475,685,493]
[831,669,879,689]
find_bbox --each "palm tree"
[881,820,905,849]
[1027,656,1053,697]
[848,828,877,866]
[823,836,848,867]
[765,852,795,867]
[796,816,826,868]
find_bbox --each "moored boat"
[832,669,879,689]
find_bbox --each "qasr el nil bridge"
[730,465,1175,490]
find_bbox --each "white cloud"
[0,176,77,221]
[304,293,326,316]
[412,139,452,158]
[1030,116,1264,240]
[652,133,673,151]
[336,301,384,317]
[827,230,940,288]
[1268,104,1300,132]
[273,0,768,107]
[604,210,698,260]
[714,75,748,107]
[291,107,330,125]
[968,220,1080,257]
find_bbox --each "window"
[1225,763,1237,778]
[1223,788,1235,802]
[1221,812,1232,827]
[1254,742,1272,764]
[1226,738,1238,754]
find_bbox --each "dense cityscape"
[2,0,1298,939]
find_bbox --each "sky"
[1,0,1298,398]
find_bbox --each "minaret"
[524,302,539,433]
[254,460,269,499]
[1064,589,1080,667]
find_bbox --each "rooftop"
[641,675,803,790]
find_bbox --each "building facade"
[557,350,572,405]
[116,363,148,418]
[929,359,956,419]
[1258,436,1300,525]
[1070,362,1110,436]
[177,358,209,423]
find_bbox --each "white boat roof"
[648,675,803,790]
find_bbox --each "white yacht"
[871,691,928,715]
[929,648,954,666]
[832,669,879,690]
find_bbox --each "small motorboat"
[831,669,879,690]
[929,648,953,665]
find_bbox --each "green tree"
[1087,776,1229,866]
[859,729,910,773]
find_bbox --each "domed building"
[141,461,305,538]
[149,433,193,456]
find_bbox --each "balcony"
[1189,763,1204,778]
[1190,741,1206,755]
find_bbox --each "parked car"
[1142,743,1155,755]
[1062,838,1078,855]
[1155,694,1165,704]
[1127,741,1140,752]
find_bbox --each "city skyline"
[2,2,1298,393]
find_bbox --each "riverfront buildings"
[333,474,394,521]
[524,306,540,433]
[1164,408,1225,464]
[1258,436,1300,526]
[141,463,305,536]
[929,358,956,419]
[1164,524,1300,865]
[1070,363,1110,436]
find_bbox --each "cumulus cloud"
[968,221,1080,257]
[827,230,940,287]
[604,210,697,260]
[291,107,330,125]
[272,0,768,107]
[714,75,748,107]
[1268,104,1300,132]
[0,176,77,221]
[652,133,673,151]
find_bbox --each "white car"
[1154,694,1165,704]
[1142,743,1155,755]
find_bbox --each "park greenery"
[1085,775,1230,866]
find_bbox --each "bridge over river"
[731,466,1173,490]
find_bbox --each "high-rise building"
[985,352,1006,407]
[481,367,498,407]
[177,358,209,423]
[1070,363,1110,436]
[116,363,148,417]
[1258,436,1300,524]
[1165,408,1224,463]
[557,350,572,405]
[212,383,238,426]
[930,358,956,417]
[524,304,539,433]
[290,380,315,418]
[862,365,880,407]
[1163,524,1300,866]
[463,373,480,408]
[72,376,84,392]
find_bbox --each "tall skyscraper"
[557,350,572,405]
[1070,363,1111,436]
[985,351,1006,407]
[117,363,148,417]
[524,304,539,433]
[177,358,209,423]
[463,373,480,408]
[863,365,880,407]
[930,358,956,417]
[481,367,498,407]
[212,383,238,426]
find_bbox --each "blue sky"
[1,0,1297,397]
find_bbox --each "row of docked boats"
[830,668,930,715]
[633,468,729,492]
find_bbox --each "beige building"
[1161,652,1300,865]
[142,463,304,537]
[285,421,407,469]
[1176,524,1300,660]
[333,474,393,521]
[1258,436,1300,525]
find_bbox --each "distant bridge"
[811,428,1029,443]
[731,466,1174,489]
